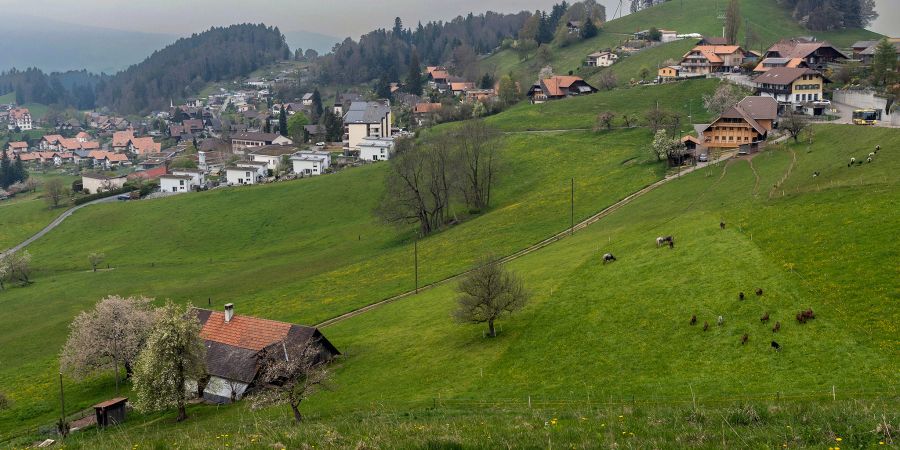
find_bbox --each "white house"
[170,168,205,187]
[7,108,32,131]
[358,136,396,162]
[248,145,297,171]
[660,29,678,43]
[291,150,331,176]
[342,101,392,153]
[585,51,618,67]
[82,173,127,194]
[225,166,263,185]
[159,174,196,194]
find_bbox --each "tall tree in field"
[43,178,67,209]
[497,75,520,106]
[132,302,206,422]
[781,108,808,143]
[251,339,336,423]
[60,296,158,381]
[454,258,529,337]
[872,38,897,86]
[406,50,423,95]
[725,0,741,45]
[88,252,104,272]
[0,250,32,289]
[278,107,288,136]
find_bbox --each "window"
[179,180,184,186]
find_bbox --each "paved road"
[0,196,119,258]
[316,151,736,328]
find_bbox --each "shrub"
[0,391,9,410]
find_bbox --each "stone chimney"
[224,303,234,323]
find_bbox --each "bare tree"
[376,138,452,235]
[645,108,669,133]
[454,258,530,337]
[88,251,105,272]
[44,178,67,209]
[725,0,741,45]
[597,71,617,91]
[781,108,809,143]
[0,250,32,288]
[251,339,335,423]
[703,83,751,116]
[596,111,616,130]
[621,113,636,128]
[453,121,500,212]
[132,302,206,422]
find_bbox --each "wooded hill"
[0,24,290,115]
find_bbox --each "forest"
[775,0,877,30]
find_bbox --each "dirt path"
[316,153,736,328]
[746,158,761,197]
[768,148,798,199]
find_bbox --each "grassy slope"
[0,125,669,439]
[480,0,881,90]
[485,78,717,131]
[0,174,77,250]
[65,124,900,448]
[0,92,14,104]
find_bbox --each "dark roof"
[700,36,729,46]
[344,101,391,124]
[93,397,128,409]
[232,132,280,143]
[205,340,261,383]
[752,67,823,85]
[249,144,295,157]
[709,96,777,136]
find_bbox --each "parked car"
[698,153,709,162]
[117,194,131,201]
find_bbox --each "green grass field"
[0,92,14,104]
[0,174,78,250]
[39,124,900,449]
[479,0,881,93]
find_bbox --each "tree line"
[0,24,290,115]
[776,0,877,30]
[0,149,28,190]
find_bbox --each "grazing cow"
[771,340,781,351]
[812,171,820,177]
[796,312,806,324]
[875,145,880,153]
[755,288,763,296]
[690,315,697,325]
[656,236,674,248]
[717,315,724,326]
[703,321,709,331]
[720,221,726,230]
[602,253,617,264]
[772,321,781,332]
[741,333,749,345]
[802,308,815,320]
[760,312,770,323]
[739,292,745,301]
[867,157,873,163]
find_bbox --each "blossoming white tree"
[132,302,206,422]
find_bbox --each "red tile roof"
[200,311,293,351]
[128,166,167,180]
[112,130,135,148]
[414,103,443,114]
[129,137,161,155]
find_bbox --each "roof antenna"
[282,342,290,362]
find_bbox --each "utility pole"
[58,372,67,437]
[414,233,419,294]
[570,178,575,235]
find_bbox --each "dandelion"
[836,438,842,442]
[580,417,587,421]
[880,442,885,445]
[618,415,624,418]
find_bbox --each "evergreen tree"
[311,88,324,120]
[480,73,495,89]
[375,75,393,99]
[264,119,271,134]
[872,38,897,86]
[406,51,423,95]
[13,154,27,184]
[279,107,288,136]
[0,149,11,189]
[581,18,598,39]
[393,17,404,39]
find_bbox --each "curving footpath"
[0,196,119,258]
[316,151,736,328]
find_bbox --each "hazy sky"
[1,0,895,38]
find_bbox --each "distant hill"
[0,15,177,74]
[283,30,342,55]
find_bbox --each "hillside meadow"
[0,119,671,440]
[57,124,900,448]
[0,174,77,250]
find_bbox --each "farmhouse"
[7,141,28,153]
[695,96,777,151]
[291,150,331,176]
[752,57,807,73]
[82,173,128,194]
[752,67,829,113]
[527,76,598,103]
[585,51,618,67]
[763,38,847,70]
[192,304,339,403]
[679,45,746,75]
[343,101,392,153]
[159,174,196,194]
[857,38,900,64]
